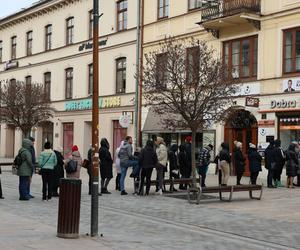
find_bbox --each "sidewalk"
[0,170,300,250]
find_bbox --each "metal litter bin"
[57,178,82,239]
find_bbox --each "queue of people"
[3,135,300,202]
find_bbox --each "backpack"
[65,159,78,174]
[13,149,25,169]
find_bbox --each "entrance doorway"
[113,120,127,159]
[41,121,54,145]
[63,123,74,158]
[224,110,258,176]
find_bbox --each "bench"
[134,177,201,194]
[188,183,263,204]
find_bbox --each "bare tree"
[142,37,238,189]
[0,79,54,137]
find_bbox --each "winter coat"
[65,151,82,179]
[185,142,192,176]
[286,146,298,177]
[99,139,113,179]
[156,143,168,167]
[234,148,245,174]
[118,140,136,165]
[38,149,57,170]
[248,148,262,173]
[139,145,158,169]
[219,143,231,164]
[17,139,33,177]
[264,144,275,170]
[178,145,189,177]
[168,145,178,172]
[53,150,64,188]
[273,146,285,170]
[198,146,211,167]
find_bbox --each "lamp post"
[91,0,99,237]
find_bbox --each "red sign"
[245,97,259,107]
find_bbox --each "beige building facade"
[141,0,300,174]
[0,0,137,158]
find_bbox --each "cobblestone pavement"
[0,167,300,250]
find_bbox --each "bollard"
[57,178,82,239]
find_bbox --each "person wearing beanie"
[233,142,245,185]
[155,137,168,195]
[264,140,276,188]
[65,145,82,179]
[273,139,286,187]
[197,144,214,187]
[38,141,57,201]
[248,143,262,185]
[219,142,231,186]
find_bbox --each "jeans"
[139,168,153,195]
[41,169,54,200]
[156,164,165,190]
[19,176,30,199]
[120,160,140,192]
[267,169,274,186]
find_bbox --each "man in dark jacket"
[197,144,213,187]
[248,143,262,185]
[219,142,231,186]
[168,144,179,191]
[52,148,64,197]
[99,138,113,194]
[273,139,285,187]
[264,140,276,188]
[234,142,245,185]
[28,137,36,198]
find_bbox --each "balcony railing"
[201,0,261,22]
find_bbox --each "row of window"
[8,57,127,101]
[0,0,206,62]
[157,29,300,81]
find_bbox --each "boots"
[277,180,284,187]
[286,177,290,188]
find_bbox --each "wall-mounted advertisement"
[282,78,300,92]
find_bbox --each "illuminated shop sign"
[65,96,121,111]
[270,99,297,109]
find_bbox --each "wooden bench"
[188,184,263,204]
[134,178,201,194]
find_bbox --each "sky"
[0,0,38,18]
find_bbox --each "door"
[113,120,127,159]
[63,123,74,158]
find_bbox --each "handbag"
[39,153,53,175]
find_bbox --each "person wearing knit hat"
[65,145,82,179]
[248,143,262,185]
[233,141,245,185]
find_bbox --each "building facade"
[141,0,300,174]
[0,0,137,158]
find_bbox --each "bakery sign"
[270,99,297,109]
[65,96,121,111]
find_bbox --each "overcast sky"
[0,0,38,18]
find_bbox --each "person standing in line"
[184,136,192,179]
[87,146,93,195]
[178,144,188,190]
[248,143,262,185]
[119,136,139,195]
[0,166,4,199]
[52,147,64,197]
[296,142,300,186]
[264,140,276,188]
[17,139,33,201]
[273,139,286,187]
[168,144,179,191]
[197,144,214,187]
[234,142,245,185]
[99,138,113,194]
[38,142,57,201]
[155,137,168,195]
[285,143,298,188]
[28,136,36,198]
[138,140,158,195]
[115,141,124,191]
[65,145,82,179]
[219,142,231,186]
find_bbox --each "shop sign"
[119,115,131,128]
[280,125,300,130]
[78,38,108,51]
[282,78,300,92]
[245,97,259,107]
[270,99,297,109]
[4,60,18,70]
[65,96,121,111]
[258,120,275,127]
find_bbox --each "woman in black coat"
[52,149,64,197]
[285,143,298,188]
[178,144,188,190]
[168,144,179,191]
[138,140,158,195]
[248,144,262,185]
[234,142,245,185]
[99,138,113,194]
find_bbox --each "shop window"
[279,117,300,150]
[116,57,126,93]
[158,0,169,19]
[117,0,128,31]
[223,36,258,80]
[283,27,300,74]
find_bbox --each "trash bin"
[57,178,82,239]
